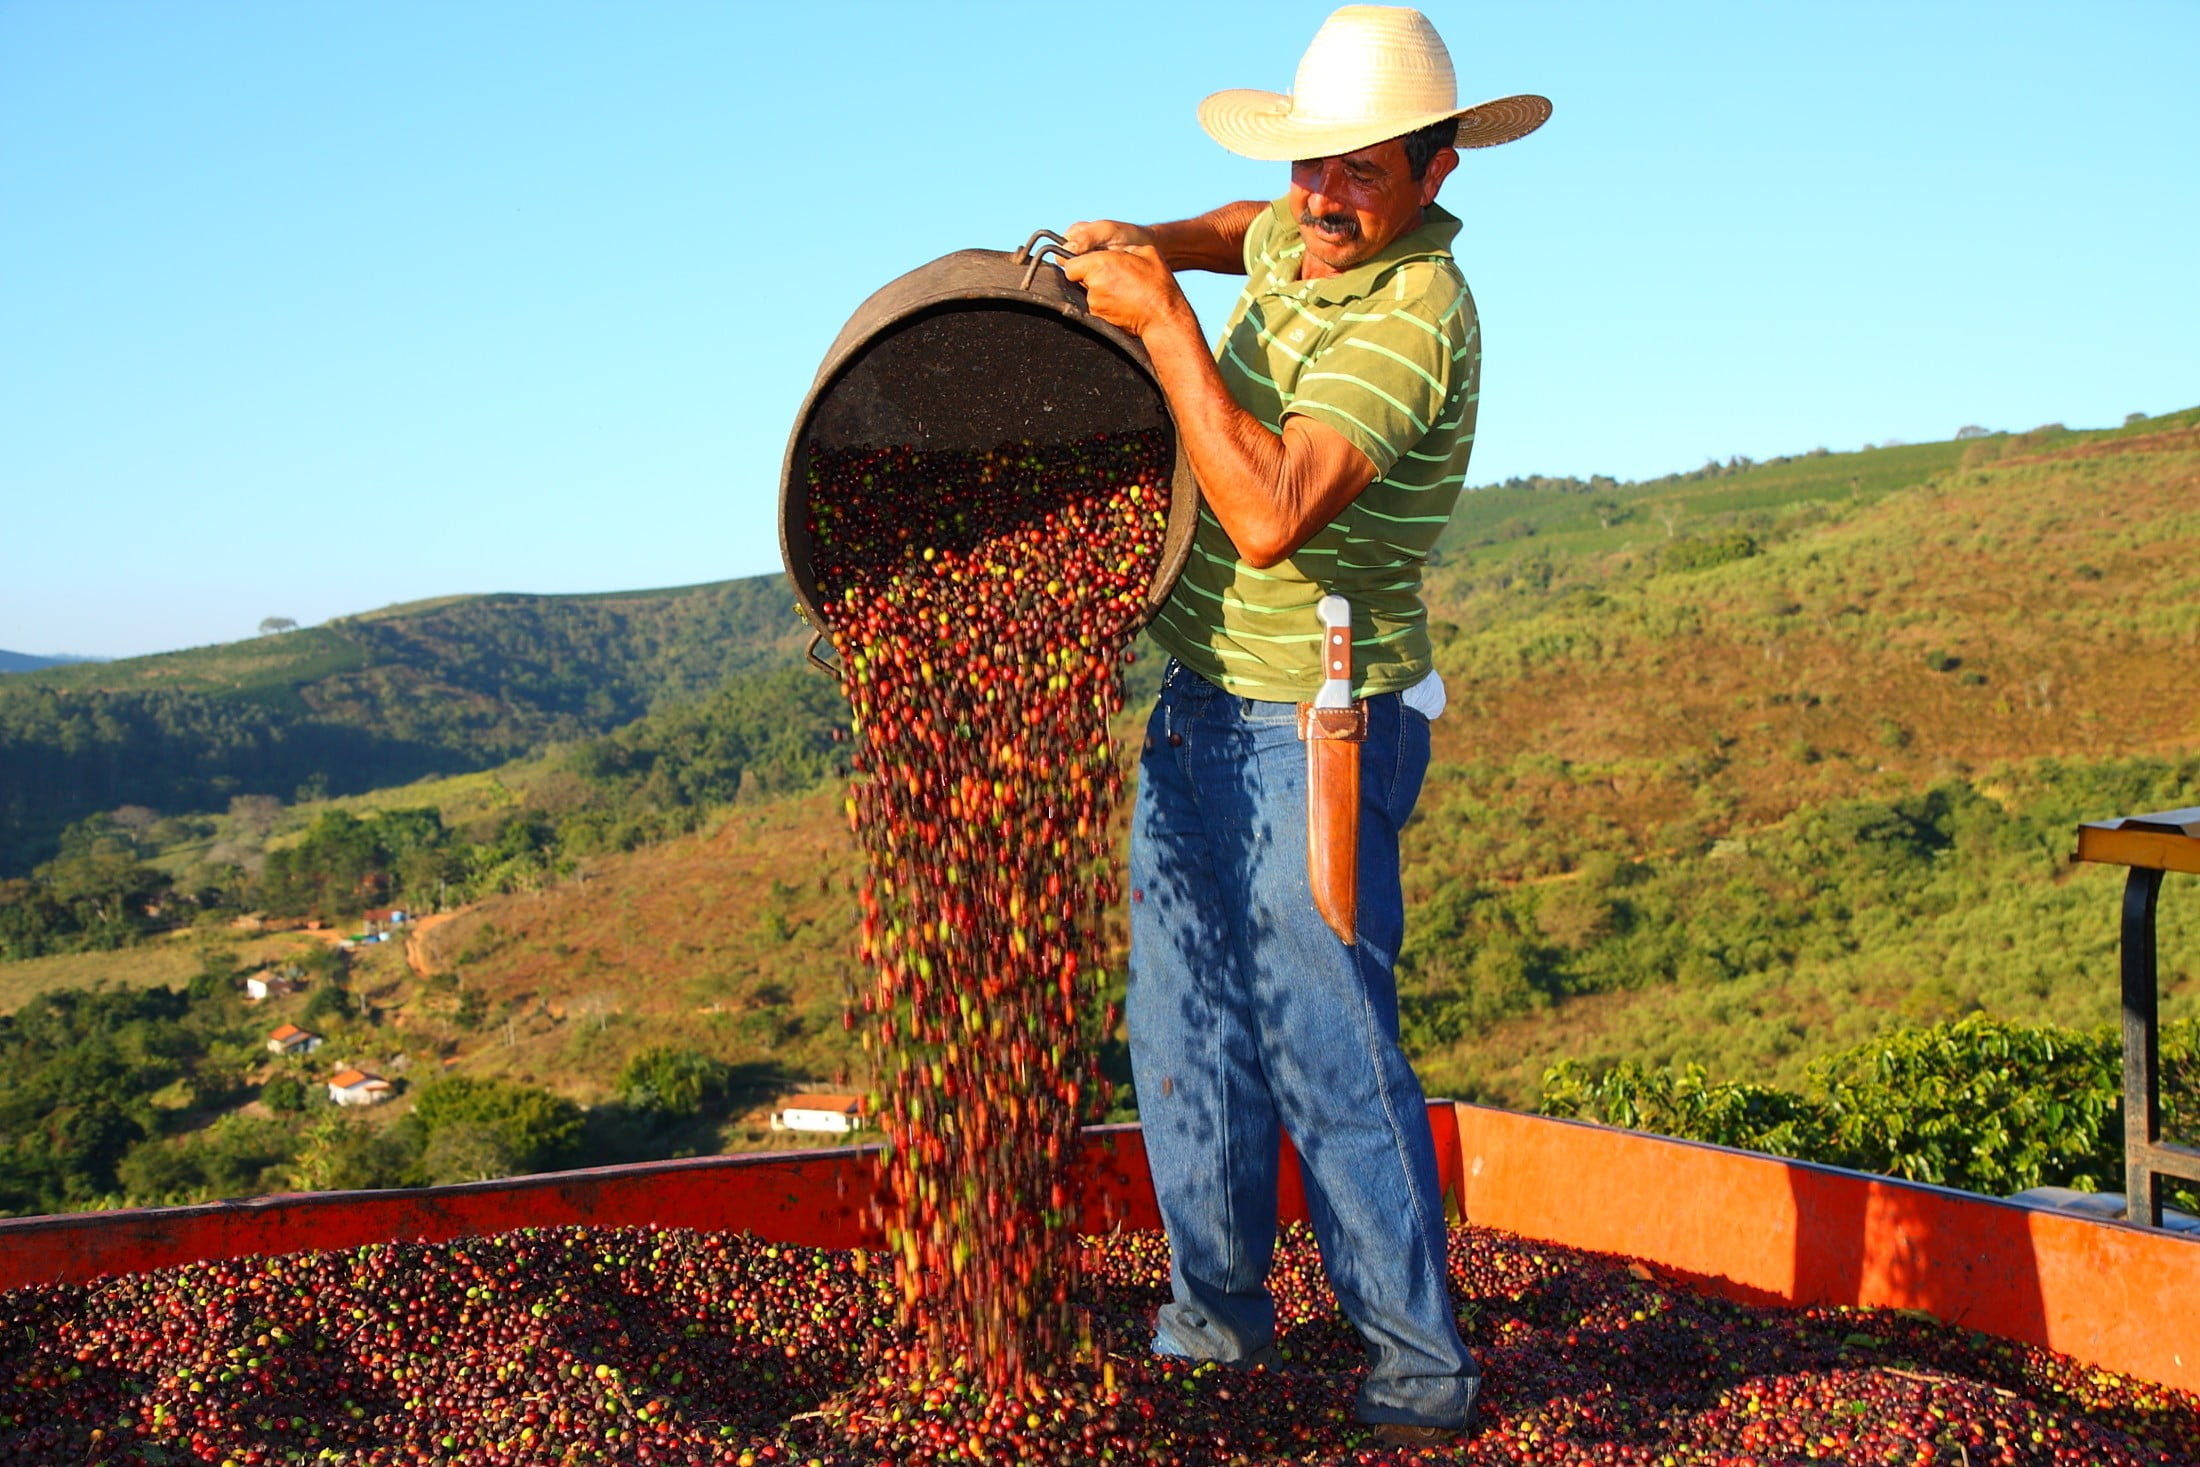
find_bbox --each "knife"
[1300,594,1365,945]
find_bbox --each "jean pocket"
[1379,696,1430,825]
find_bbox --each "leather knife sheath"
[1298,702,1366,945]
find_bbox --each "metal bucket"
[778,231,1201,669]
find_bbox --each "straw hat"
[1198,6,1550,162]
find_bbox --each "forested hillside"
[0,575,811,873]
[1,408,2194,1218]
[1400,410,2200,1099]
[0,665,851,962]
[358,410,2198,1115]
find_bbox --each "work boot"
[1367,1399,1475,1450]
[1370,1421,1464,1448]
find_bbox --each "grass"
[1433,439,1971,573]
[0,931,326,1014]
[19,625,371,706]
[315,762,560,834]
[360,787,869,1106]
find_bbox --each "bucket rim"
[777,251,1202,667]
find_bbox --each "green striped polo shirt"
[1148,197,1480,701]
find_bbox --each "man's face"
[1288,137,1458,276]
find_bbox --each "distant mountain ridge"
[0,575,812,873]
[5,409,2194,885]
[0,651,103,675]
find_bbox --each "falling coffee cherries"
[808,429,1170,1393]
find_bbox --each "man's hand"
[1061,245,1189,340]
[1064,203,1264,274]
[1064,219,1156,254]
[1057,201,1376,570]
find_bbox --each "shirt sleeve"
[1282,268,1464,480]
[1240,199,1285,275]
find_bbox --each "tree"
[1808,1018,2122,1194]
[1661,532,1760,575]
[301,982,354,1026]
[258,617,298,635]
[289,1111,414,1192]
[8,820,173,954]
[421,1123,519,1184]
[107,805,160,846]
[257,807,447,919]
[407,1076,581,1176]
[261,1075,309,1113]
[618,1046,729,1118]
[229,794,284,840]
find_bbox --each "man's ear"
[1419,147,1460,206]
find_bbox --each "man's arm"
[1064,201,1267,275]
[1060,242,1375,569]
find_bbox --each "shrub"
[1661,532,1761,575]
[115,1114,296,1206]
[1542,1059,1833,1158]
[288,1112,414,1192]
[617,1046,729,1119]
[420,1123,519,1185]
[1541,1015,2189,1203]
[1807,1016,2122,1194]
[262,1075,309,1113]
[406,1076,581,1176]
[302,981,355,1025]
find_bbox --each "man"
[1060,5,1549,1446]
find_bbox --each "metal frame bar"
[2120,866,2200,1227]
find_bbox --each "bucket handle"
[804,628,839,676]
[1013,228,1074,292]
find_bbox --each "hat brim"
[1197,90,1551,163]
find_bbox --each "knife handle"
[1315,594,1352,710]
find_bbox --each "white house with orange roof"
[245,969,302,1002]
[327,1069,393,1107]
[266,1024,322,1057]
[770,1092,867,1135]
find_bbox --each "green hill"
[3,407,2196,1217]
[172,407,2200,1112]
[0,575,814,874]
[1399,408,2200,1100]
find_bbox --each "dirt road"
[405,910,468,977]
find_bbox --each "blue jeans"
[1126,660,1478,1428]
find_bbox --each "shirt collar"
[1264,198,1462,304]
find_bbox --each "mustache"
[1298,209,1361,240]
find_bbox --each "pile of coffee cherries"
[4,1222,2193,1465]
[806,430,1171,1390]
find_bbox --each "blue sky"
[3,1,2195,659]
